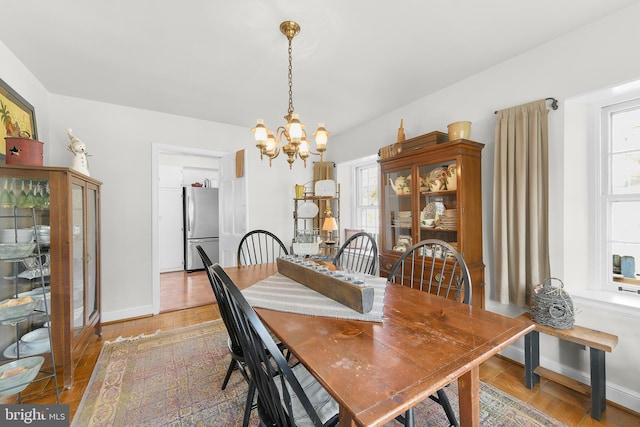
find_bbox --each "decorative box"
[4,137,44,166]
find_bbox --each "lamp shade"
[322,217,338,232]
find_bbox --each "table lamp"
[322,213,338,245]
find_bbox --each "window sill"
[571,289,640,318]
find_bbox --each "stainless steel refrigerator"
[183,186,219,271]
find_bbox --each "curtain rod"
[312,161,336,167]
[494,97,558,114]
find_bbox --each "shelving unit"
[292,182,340,258]
[378,137,486,308]
[0,207,59,402]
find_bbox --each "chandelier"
[252,21,329,169]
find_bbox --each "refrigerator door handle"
[186,194,193,233]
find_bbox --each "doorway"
[152,143,230,314]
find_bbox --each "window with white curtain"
[600,99,640,295]
[354,162,379,238]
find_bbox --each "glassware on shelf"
[22,253,46,271]
[42,182,50,208]
[0,179,16,208]
[34,183,44,207]
[296,229,319,243]
[23,181,37,208]
[16,181,29,208]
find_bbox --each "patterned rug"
[73,320,566,427]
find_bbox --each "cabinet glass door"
[383,167,413,253]
[87,185,98,321]
[72,184,85,336]
[418,162,458,247]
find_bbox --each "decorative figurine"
[67,128,90,176]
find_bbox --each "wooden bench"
[518,312,618,421]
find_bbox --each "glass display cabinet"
[378,137,486,308]
[0,164,101,388]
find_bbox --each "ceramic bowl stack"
[438,209,458,230]
[3,328,51,359]
[0,228,33,244]
[19,328,51,354]
[0,228,36,260]
[35,225,50,245]
[395,211,411,227]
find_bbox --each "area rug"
[73,320,566,427]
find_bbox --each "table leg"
[524,330,540,389]
[590,348,606,421]
[458,365,480,426]
[338,405,357,427]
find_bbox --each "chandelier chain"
[287,36,294,115]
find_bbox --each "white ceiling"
[1,0,638,135]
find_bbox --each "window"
[600,99,640,294]
[354,162,379,237]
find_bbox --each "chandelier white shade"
[252,21,329,169]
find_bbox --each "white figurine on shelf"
[67,128,90,176]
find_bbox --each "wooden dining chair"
[332,231,378,275]
[388,239,472,427]
[196,245,255,427]
[237,229,289,266]
[210,263,340,427]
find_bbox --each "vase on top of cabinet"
[378,136,485,308]
[0,165,101,389]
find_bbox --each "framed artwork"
[0,77,38,163]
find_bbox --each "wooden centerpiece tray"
[276,258,375,314]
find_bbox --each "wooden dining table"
[225,263,534,427]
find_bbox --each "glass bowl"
[0,356,44,396]
[0,298,39,322]
[0,243,36,260]
[17,288,51,312]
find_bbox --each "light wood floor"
[4,271,639,426]
[159,270,214,312]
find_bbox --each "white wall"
[244,151,314,248]
[45,95,247,321]
[330,3,640,411]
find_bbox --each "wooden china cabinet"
[0,164,101,388]
[378,136,485,308]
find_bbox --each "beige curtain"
[313,161,334,181]
[493,99,550,307]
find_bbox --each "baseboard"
[102,305,154,323]
[500,345,640,413]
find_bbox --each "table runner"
[242,272,387,322]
